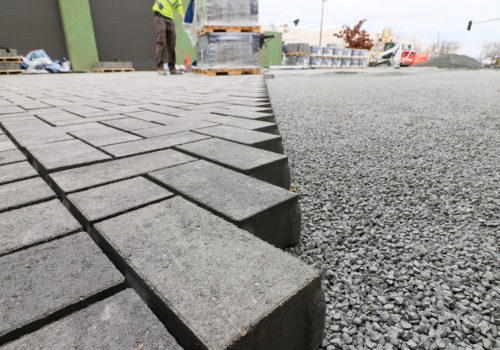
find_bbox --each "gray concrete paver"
[69,127,141,147]
[94,197,323,350]
[0,177,56,213]
[195,125,284,154]
[0,149,25,166]
[27,139,112,172]
[67,177,173,223]
[100,118,159,132]
[0,161,38,185]
[150,160,300,247]
[50,149,195,193]
[134,119,217,138]
[2,289,182,350]
[0,199,81,256]
[0,232,124,339]
[101,131,209,158]
[177,138,289,188]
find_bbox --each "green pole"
[58,0,99,71]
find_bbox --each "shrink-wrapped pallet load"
[196,0,258,30]
[194,0,261,73]
[197,33,260,69]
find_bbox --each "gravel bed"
[267,69,500,350]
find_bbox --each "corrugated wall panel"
[0,0,67,59]
[89,0,157,70]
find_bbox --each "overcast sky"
[259,0,500,57]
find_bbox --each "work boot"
[156,68,166,76]
[169,70,183,75]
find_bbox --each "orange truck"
[401,50,429,67]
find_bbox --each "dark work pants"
[154,15,176,71]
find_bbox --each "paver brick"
[195,125,284,154]
[94,197,324,350]
[177,138,290,189]
[150,160,300,247]
[0,106,25,115]
[211,108,275,122]
[0,161,38,185]
[2,289,182,350]
[0,233,124,342]
[125,111,178,124]
[50,149,195,193]
[0,149,25,166]
[196,113,279,134]
[27,139,112,173]
[0,199,80,256]
[67,177,173,224]
[2,119,51,132]
[101,131,209,158]
[134,119,217,138]
[7,128,74,148]
[69,127,141,147]
[101,118,159,132]
[51,115,126,127]
[0,177,56,213]
[63,105,104,117]
[0,135,17,152]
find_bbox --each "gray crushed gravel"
[267,69,500,350]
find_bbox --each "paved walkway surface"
[0,72,325,349]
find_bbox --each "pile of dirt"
[415,54,481,69]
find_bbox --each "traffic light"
[467,20,472,31]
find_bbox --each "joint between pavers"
[0,281,126,347]
[0,229,82,259]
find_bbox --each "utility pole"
[319,0,327,46]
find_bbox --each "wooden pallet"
[285,53,311,57]
[92,68,135,73]
[194,68,261,76]
[0,70,24,75]
[198,25,260,36]
[0,57,22,62]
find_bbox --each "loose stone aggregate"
[267,69,500,350]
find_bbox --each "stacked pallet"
[194,0,261,76]
[0,49,23,75]
[92,61,134,73]
[284,44,370,69]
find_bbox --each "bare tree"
[439,41,461,55]
[481,41,500,66]
[333,19,374,50]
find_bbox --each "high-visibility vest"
[152,0,184,20]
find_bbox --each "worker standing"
[153,0,184,75]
